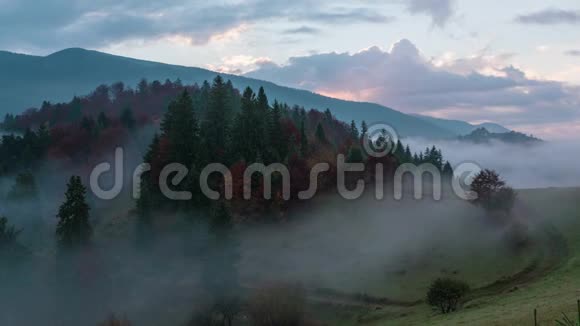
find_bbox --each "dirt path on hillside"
[463,201,569,303]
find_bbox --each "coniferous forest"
[0,76,463,325]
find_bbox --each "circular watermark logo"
[363,123,399,157]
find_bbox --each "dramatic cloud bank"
[246,39,580,139]
[0,0,393,50]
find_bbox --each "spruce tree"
[324,108,333,121]
[203,76,232,162]
[160,90,199,168]
[56,176,92,249]
[361,121,369,143]
[269,101,287,161]
[315,123,327,143]
[349,120,359,140]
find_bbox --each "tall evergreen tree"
[360,121,368,141]
[233,87,257,161]
[160,90,199,168]
[56,176,92,249]
[203,76,232,162]
[324,108,333,121]
[349,120,359,140]
[269,100,287,161]
[315,123,327,143]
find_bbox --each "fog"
[405,138,580,189]
[0,132,574,325]
[0,184,522,325]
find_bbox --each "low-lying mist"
[0,130,574,325]
[405,138,580,189]
[0,184,523,325]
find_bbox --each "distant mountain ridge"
[413,114,511,135]
[0,48,508,138]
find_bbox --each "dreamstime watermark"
[89,123,481,202]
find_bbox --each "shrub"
[248,283,306,326]
[426,278,470,314]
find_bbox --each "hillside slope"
[0,48,495,138]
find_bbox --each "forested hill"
[1,48,463,138]
[458,127,541,144]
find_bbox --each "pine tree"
[137,78,149,94]
[160,90,199,168]
[203,76,232,162]
[256,87,271,161]
[233,87,257,161]
[404,145,412,163]
[324,108,333,121]
[269,100,287,161]
[56,176,92,249]
[315,123,327,143]
[349,120,359,140]
[361,121,369,143]
[443,161,453,177]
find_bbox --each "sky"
[1,0,580,139]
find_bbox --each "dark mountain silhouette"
[0,48,506,138]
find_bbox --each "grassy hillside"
[1,48,456,138]
[322,187,580,325]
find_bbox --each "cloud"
[405,0,455,27]
[516,8,580,25]
[207,55,274,74]
[0,0,392,51]
[299,8,394,24]
[245,39,580,137]
[283,26,320,35]
[565,50,580,57]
